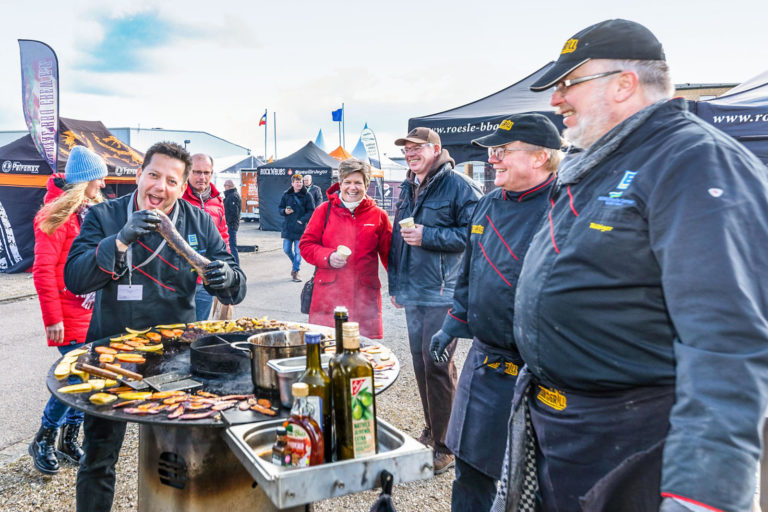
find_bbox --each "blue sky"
[1,0,766,159]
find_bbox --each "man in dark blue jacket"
[429,115,562,511]
[64,142,246,512]
[493,19,768,512]
[388,127,482,474]
[279,173,315,282]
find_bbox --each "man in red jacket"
[182,153,230,320]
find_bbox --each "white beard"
[563,84,614,150]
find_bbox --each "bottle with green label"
[297,332,332,462]
[331,322,378,460]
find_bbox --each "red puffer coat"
[299,184,392,339]
[33,174,93,347]
[182,183,230,250]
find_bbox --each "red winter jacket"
[33,174,94,347]
[299,184,392,339]
[182,183,230,251]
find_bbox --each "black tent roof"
[220,155,265,174]
[408,62,563,164]
[258,141,339,170]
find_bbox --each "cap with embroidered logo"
[530,19,666,92]
[471,114,562,150]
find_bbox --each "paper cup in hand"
[399,217,415,229]
[337,245,351,261]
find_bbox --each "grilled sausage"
[154,209,210,284]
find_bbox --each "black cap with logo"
[530,19,666,92]
[471,114,562,149]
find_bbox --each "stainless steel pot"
[231,330,307,392]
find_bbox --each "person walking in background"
[388,127,482,474]
[303,174,323,206]
[300,158,392,338]
[29,146,107,475]
[280,173,315,282]
[182,153,230,320]
[428,115,562,511]
[223,179,241,264]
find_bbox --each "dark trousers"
[405,305,457,454]
[452,457,496,512]
[228,226,239,264]
[76,414,127,512]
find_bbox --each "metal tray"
[224,418,433,509]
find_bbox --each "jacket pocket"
[315,269,338,285]
[420,199,452,226]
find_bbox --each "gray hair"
[514,142,564,175]
[604,59,674,101]
[338,158,371,188]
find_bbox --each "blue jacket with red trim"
[515,98,768,512]
[64,194,246,342]
[440,178,553,353]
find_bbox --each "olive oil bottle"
[331,322,378,460]
[329,306,348,373]
[297,332,332,462]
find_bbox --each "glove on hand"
[430,330,453,363]
[204,260,237,289]
[117,210,160,245]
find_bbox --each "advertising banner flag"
[18,40,59,169]
[360,124,381,170]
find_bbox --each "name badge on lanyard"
[117,284,143,301]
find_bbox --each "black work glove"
[117,210,160,245]
[430,330,453,363]
[204,260,237,289]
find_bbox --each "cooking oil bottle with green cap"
[297,332,332,462]
[332,321,378,460]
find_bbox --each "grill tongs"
[75,362,150,391]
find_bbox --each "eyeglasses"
[488,147,530,160]
[192,170,212,177]
[554,70,622,95]
[401,143,433,155]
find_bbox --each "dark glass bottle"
[285,382,324,467]
[330,306,349,371]
[331,322,378,460]
[297,332,332,462]
[271,426,290,467]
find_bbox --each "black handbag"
[300,204,331,315]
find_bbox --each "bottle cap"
[276,426,287,436]
[292,382,309,397]
[342,322,360,349]
[305,332,323,345]
[334,306,349,315]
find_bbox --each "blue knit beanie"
[65,146,108,184]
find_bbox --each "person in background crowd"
[300,158,392,338]
[303,174,323,206]
[429,115,562,511]
[492,19,768,512]
[279,173,315,282]
[29,146,107,475]
[182,153,230,320]
[223,179,241,264]
[65,141,246,512]
[388,127,482,475]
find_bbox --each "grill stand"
[138,424,305,512]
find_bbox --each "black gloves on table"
[430,330,453,363]
[204,260,237,289]
[117,210,160,245]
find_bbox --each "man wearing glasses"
[428,114,561,511]
[493,19,768,512]
[389,127,482,475]
[183,153,231,321]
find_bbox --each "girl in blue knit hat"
[29,145,107,475]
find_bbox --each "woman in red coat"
[300,159,392,339]
[29,146,107,475]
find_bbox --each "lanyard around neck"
[124,191,179,283]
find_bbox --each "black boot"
[29,426,59,475]
[57,423,84,464]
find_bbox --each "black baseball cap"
[530,19,666,92]
[471,114,562,150]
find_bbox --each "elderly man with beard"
[429,114,562,511]
[388,127,482,475]
[492,19,768,512]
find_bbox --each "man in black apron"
[429,114,563,511]
[494,19,768,512]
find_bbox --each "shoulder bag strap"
[313,202,332,278]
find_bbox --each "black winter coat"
[388,162,482,307]
[223,188,241,231]
[279,185,315,240]
[64,195,246,342]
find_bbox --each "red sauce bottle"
[285,382,324,467]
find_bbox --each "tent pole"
[264,109,267,161]
[342,103,345,149]
[274,112,277,159]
